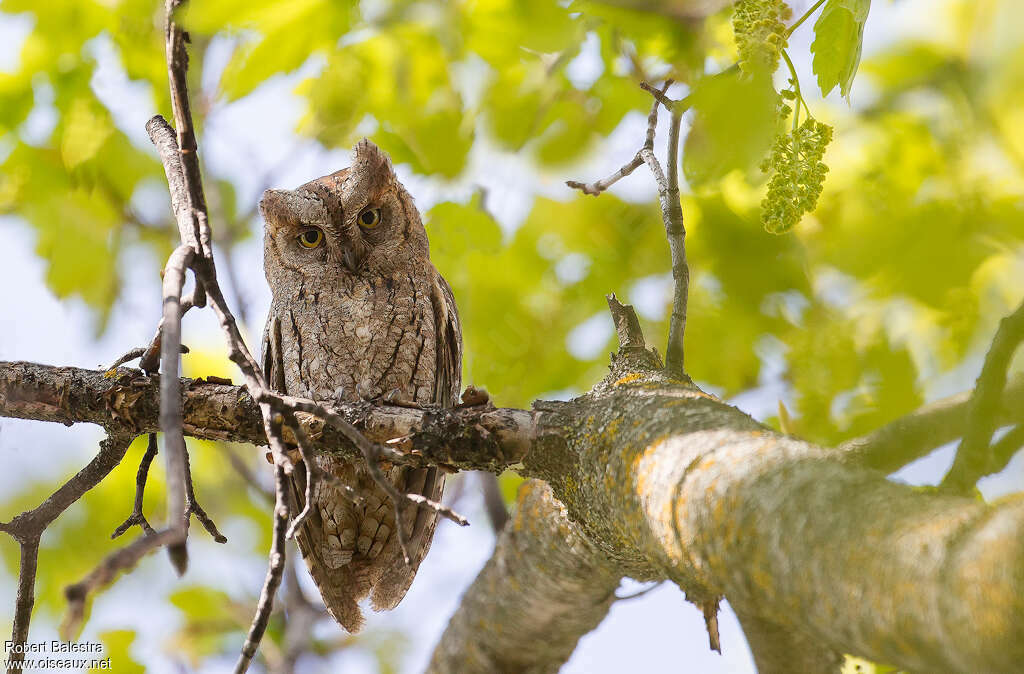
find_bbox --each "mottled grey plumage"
[259,139,461,632]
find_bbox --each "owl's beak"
[340,245,361,273]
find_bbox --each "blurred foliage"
[2,0,1024,670]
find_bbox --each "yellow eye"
[297,228,324,248]
[358,208,381,229]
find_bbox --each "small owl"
[259,139,461,632]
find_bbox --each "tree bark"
[2,356,1023,672]
[428,480,621,673]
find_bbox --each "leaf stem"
[786,0,828,38]
[781,49,812,120]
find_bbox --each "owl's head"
[260,139,429,283]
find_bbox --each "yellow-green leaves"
[464,0,582,64]
[810,0,871,99]
[732,0,792,74]
[684,69,780,186]
[298,26,472,178]
[93,631,144,674]
[760,118,832,234]
[187,0,356,101]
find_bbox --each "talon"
[459,385,491,407]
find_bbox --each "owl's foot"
[111,433,159,540]
[457,385,491,408]
[350,383,428,410]
[103,341,190,376]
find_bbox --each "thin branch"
[0,361,539,474]
[105,344,188,374]
[281,408,364,540]
[159,243,194,574]
[111,433,159,539]
[235,461,289,674]
[785,0,828,37]
[478,472,510,533]
[7,537,38,674]
[62,528,180,640]
[942,299,1024,492]
[662,105,687,374]
[987,424,1024,479]
[639,80,676,110]
[0,432,135,658]
[565,155,644,196]
[838,375,1024,471]
[183,441,227,543]
[565,82,667,196]
[568,81,689,373]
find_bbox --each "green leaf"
[683,69,780,186]
[94,630,144,674]
[810,0,871,99]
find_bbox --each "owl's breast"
[269,271,438,404]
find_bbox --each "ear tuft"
[353,138,395,183]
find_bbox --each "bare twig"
[281,408,364,540]
[662,104,688,374]
[566,155,645,195]
[223,445,274,504]
[566,82,665,196]
[1,432,135,662]
[479,472,510,533]
[607,293,647,350]
[7,537,38,674]
[105,344,188,374]
[111,433,159,539]
[942,299,1024,492]
[159,243,194,574]
[62,528,180,640]
[571,81,689,373]
[183,442,228,543]
[235,461,289,674]
[639,81,676,110]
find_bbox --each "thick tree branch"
[0,361,536,473]
[4,351,1024,671]
[432,346,1024,671]
[428,481,621,673]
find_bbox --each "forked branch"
[568,80,690,374]
[942,298,1024,491]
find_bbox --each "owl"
[259,138,462,632]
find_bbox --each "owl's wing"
[430,268,463,409]
[263,313,372,632]
[369,267,462,611]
